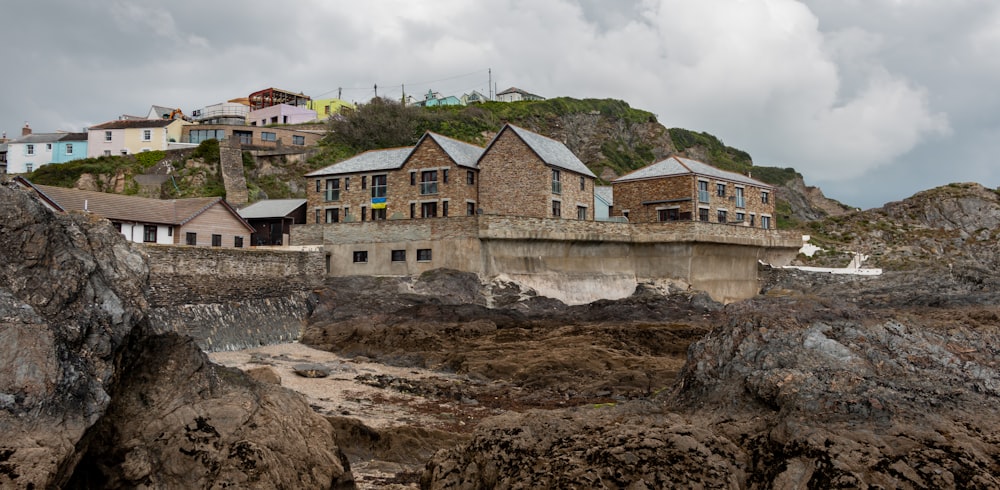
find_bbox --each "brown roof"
[17,179,252,231]
[89,119,177,130]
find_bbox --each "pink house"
[247,104,317,126]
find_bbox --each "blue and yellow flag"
[371,197,386,209]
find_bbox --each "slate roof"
[18,179,252,230]
[501,124,596,178]
[13,132,88,144]
[150,105,174,118]
[304,147,413,177]
[496,87,541,98]
[614,156,771,188]
[595,186,613,206]
[238,199,307,219]
[423,133,483,169]
[89,119,176,130]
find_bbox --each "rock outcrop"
[0,182,354,488]
[423,294,1000,488]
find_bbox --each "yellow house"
[307,98,355,120]
[87,119,190,157]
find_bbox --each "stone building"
[612,156,775,229]
[479,124,596,220]
[304,132,483,224]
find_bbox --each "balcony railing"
[324,189,340,201]
[552,181,562,194]
[420,182,438,195]
[371,186,387,198]
[698,190,710,203]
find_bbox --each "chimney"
[22,122,31,137]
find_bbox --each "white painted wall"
[119,223,174,244]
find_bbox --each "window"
[26,164,33,172]
[577,206,587,220]
[698,181,710,203]
[104,150,112,156]
[234,236,243,248]
[372,208,386,221]
[361,176,367,189]
[114,223,122,233]
[417,249,432,261]
[552,169,561,194]
[66,143,73,155]
[292,135,305,145]
[735,212,745,223]
[716,183,726,197]
[361,206,367,222]
[410,172,416,185]
[580,176,586,191]
[143,225,157,243]
[328,180,342,203]
[261,132,277,142]
[325,208,340,223]
[143,129,151,141]
[658,208,680,222]
[552,200,561,217]
[735,187,745,208]
[761,216,772,229]
[442,201,449,217]
[442,168,449,184]
[761,191,770,204]
[750,214,756,227]
[420,170,438,195]
[353,251,368,263]
[186,232,197,245]
[467,170,475,185]
[211,234,222,247]
[410,202,416,218]
[421,201,438,218]
[46,143,52,151]
[344,177,350,191]
[467,202,476,216]
[698,208,710,222]
[26,144,34,155]
[718,210,727,223]
[316,179,321,192]
[391,250,406,262]
[371,175,387,198]
[105,131,112,142]
[315,209,321,224]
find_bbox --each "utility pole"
[374,83,378,98]
[338,87,342,99]
[488,68,492,100]
[401,84,406,104]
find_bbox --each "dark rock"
[294,363,332,378]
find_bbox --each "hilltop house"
[411,90,463,107]
[612,156,775,228]
[182,124,322,147]
[190,101,250,126]
[307,98,355,119]
[247,104,317,127]
[5,128,88,174]
[238,198,307,246]
[496,87,545,102]
[461,90,490,105]
[478,124,596,220]
[15,178,253,247]
[87,119,190,157]
[305,131,483,224]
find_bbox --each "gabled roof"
[496,86,541,97]
[419,133,483,169]
[238,199,307,219]
[15,178,253,231]
[149,105,174,119]
[304,147,413,177]
[613,156,772,188]
[487,124,596,178]
[12,133,88,144]
[595,186,613,206]
[89,119,178,130]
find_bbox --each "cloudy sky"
[4,0,998,209]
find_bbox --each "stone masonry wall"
[392,137,479,219]
[613,174,775,227]
[480,128,595,219]
[143,245,324,351]
[219,141,248,205]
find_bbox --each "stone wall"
[219,141,248,205]
[143,244,324,351]
[613,174,775,227]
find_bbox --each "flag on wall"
[371,197,386,209]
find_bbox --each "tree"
[323,97,425,151]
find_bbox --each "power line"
[310,68,491,100]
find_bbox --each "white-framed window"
[26,164,33,172]
[143,129,152,141]
[552,169,561,194]
[761,215,772,229]
[761,191,770,204]
[698,180,710,203]
[105,131,112,142]
[26,144,34,155]
[104,150,112,156]
[66,143,74,155]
